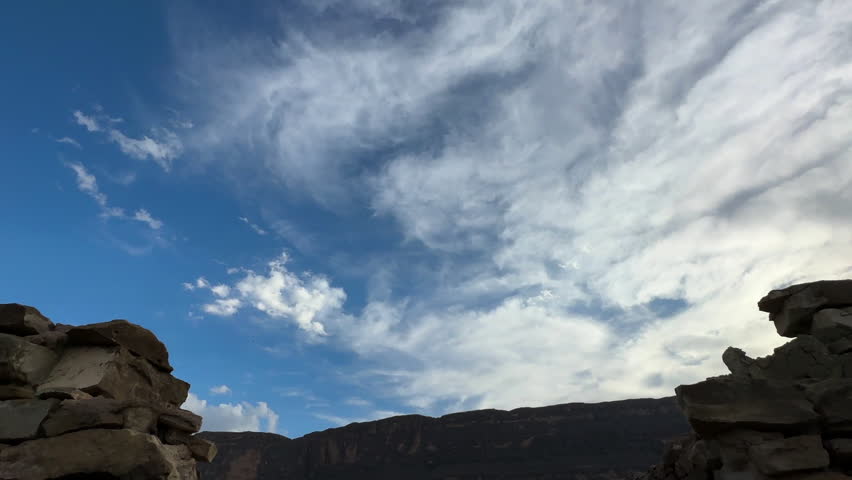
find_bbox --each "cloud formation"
[176,1,852,414]
[73,109,183,171]
[209,384,232,395]
[183,392,279,433]
[66,162,164,231]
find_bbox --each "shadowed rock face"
[198,397,690,480]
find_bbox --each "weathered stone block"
[187,436,218,462]
[804,379,852,434]
[0,428,192,479]
[0,384,34,400]
[675,377,819,436]
[0,304,53,336]
[36,346,189,406]
[159,407,203,433]
[748,435,829,475]
[759,280,852,337]
[0,333,58,385]
[40,398,126,437]
[0,399,59,442]
[747,336,838,381]
[66,319,173,372]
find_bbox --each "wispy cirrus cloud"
[65,161,164,231]
[55,136,81,148]
[239,216,267,236]
[175,0,852,415]
[73,109,183,171]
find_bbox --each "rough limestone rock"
[639,279,852,480]
[0,303,53,335]
[0,398,59,442]
[675,376,819,435]
[0,303,212,479]
[67,319,173,372]
[0,428,195,479]
[0,332,58,385]
[36,345,189,406]
[748,435,830,475]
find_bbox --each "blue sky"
[3,1,852,437]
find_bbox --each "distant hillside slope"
[198,396,689,480]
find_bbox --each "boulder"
[0,303,53,336]
[0,399,59,442]
[804,379,852,434]
[712,429,783,472]
[36,386,93,401]
[0,384,34,400]
[723,347,755,377]
[40,398,128,437]
[812,308,852,344]
[0,428,194,479]
[759,280,852,337]
[675,376,819,436]
[0,333,58,385]
[36,346,189,406]
[23,330,68,350]
[187,436,218,462]
[159,407,203,433]
[828,337,852,355]
[66,319,173,372]
[124,405,158,433]
[748,434,830,475]
[747,336,839,380]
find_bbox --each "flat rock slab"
[675,376,820,436]
[41,398,128,437]
[67,319,173,372]
[759,280,852,337]
[0,384,34,400]
[0,333,58,385]
[748,435,829,475]
[0,428,195,479]
[36,346,189,407]
[0,399,59,442]
[0,304,53,336]
[187,436,218,462]
[159,407,203,433]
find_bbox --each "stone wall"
[639,280,852,480]
[0,303,215,479]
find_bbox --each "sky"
[2,0,852,438]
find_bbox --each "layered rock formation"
[198,397,690,480]
[640,279,852,480]
[0,303,216,479]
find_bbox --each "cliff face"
[198,396,690,480]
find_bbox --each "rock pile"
[639,279,852,480]
[0,303,216,479]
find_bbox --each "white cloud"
[175,1,852,415]
[344,397,371,407]
[239,217,268,235]
[189,252,345,337]
[65,162,164,231]
[56,136,81,148]
[209,385,232,395]
[74,108,183,171]
[133,209,164,230]
[182,392,279,433]
[73,110,101,132]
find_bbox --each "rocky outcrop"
[639,279,852,480]
[0,303,215,479]
[198,397,690,480]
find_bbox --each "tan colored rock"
[36,346,189,406]
[162,427,192,445]
[66,319,173,372]
[0,428,195,479]
[675,377,819,436]
[187,436,218,462]
[0,399,59,442]
[124,405,158,433]
[748,435,830,475]
[0,332,58,385]
[0,303,53,335]
[0,384,34,400]
[40,398,127,437]
[159,407,203,433]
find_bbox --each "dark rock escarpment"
[198,396,690,480]
[640,279,852,480]
[0,304,215,479]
